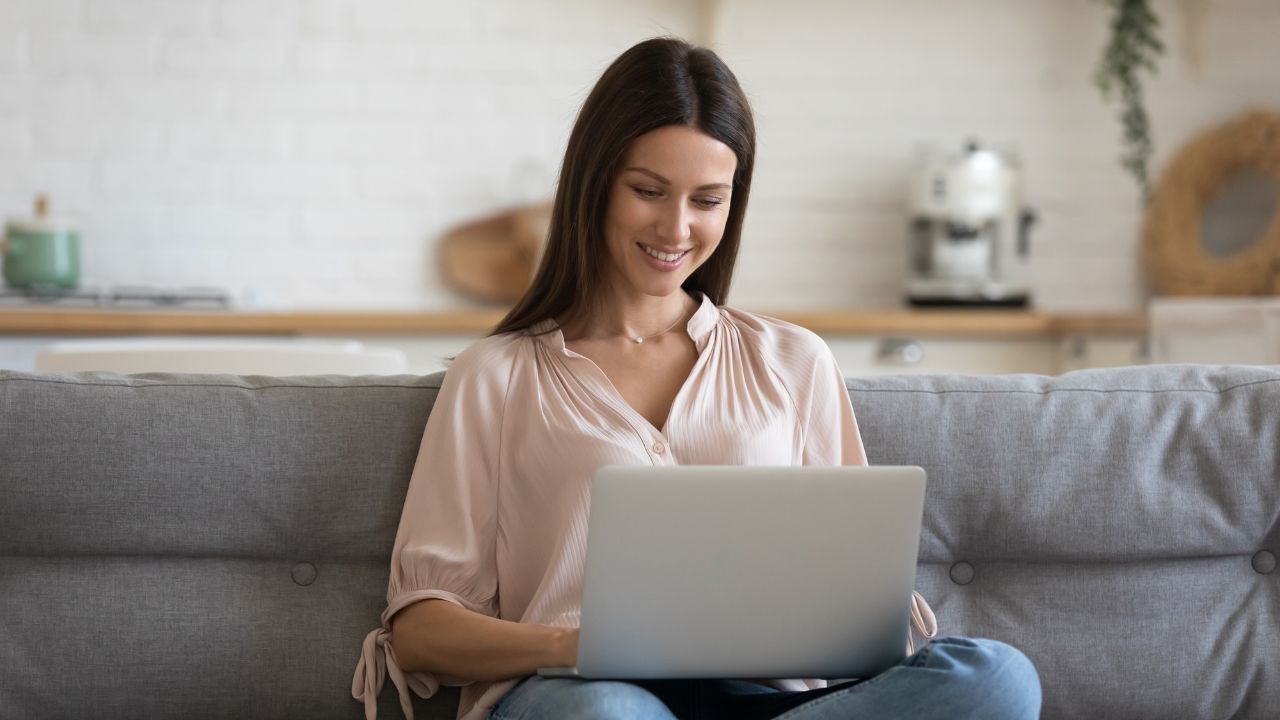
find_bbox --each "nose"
[656,200,692,245]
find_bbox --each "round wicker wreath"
[1142,109,1280,295]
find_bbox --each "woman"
[353,36,1042,720]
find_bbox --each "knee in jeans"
[969,639,1042,716]
[976,640,1039,682]
[921,637,1040,716]
[557,680,672,720]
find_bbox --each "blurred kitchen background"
[1,0,1278,375]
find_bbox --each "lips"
[638,243,690,262]
[636,242,690,272]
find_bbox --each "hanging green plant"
[1093,0,1165,203]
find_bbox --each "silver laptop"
[537,464,927,681]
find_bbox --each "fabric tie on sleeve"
[353,626,439,720]
[906,590,939,655]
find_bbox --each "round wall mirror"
[1201,171,1279,258]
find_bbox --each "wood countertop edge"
[0,308,1149,337]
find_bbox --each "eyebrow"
[623,167,731,191]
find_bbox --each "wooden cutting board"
[439,201,553,304]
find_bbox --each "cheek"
[695,214,729,251]
[608,194,650,233]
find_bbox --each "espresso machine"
[905,140,1037,307]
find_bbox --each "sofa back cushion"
[848,364,1279,719]
[0,370,455,719]
[1,364,1276,719]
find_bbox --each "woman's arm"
[390,598,578,682]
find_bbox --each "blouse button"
[652,442,666,454]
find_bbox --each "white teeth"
[641,244,686,262]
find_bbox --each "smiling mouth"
[638,243,691,262]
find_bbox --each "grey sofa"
[1,364,1276,719]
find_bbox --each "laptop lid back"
[576,465,927,680]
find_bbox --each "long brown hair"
[489,36,757,338]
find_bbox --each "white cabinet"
[827,337,1058,376]
[0,337,55,373]
[1053,334,1151,373]
[826,335,1150,377]
[306,334,481,375]
[1149,298,1280,365]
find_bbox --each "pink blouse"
[352,292,937,720]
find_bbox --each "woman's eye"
[633,187,723,209]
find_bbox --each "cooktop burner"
[0,284,234,309]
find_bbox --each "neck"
[563,290,696,343]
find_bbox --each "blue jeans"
[488,636,1041,720]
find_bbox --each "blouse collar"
[529,292,719,354]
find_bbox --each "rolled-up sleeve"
[352,342,512,720]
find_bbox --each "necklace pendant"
[634,336,644,344]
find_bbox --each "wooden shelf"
[0,306,1148,337]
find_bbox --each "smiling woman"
[353,35,1040,720]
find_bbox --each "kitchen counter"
[0,307,1148,337]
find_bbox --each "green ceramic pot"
[1,210,80,291]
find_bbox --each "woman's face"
[601,124,738,302]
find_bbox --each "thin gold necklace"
[631,302,693,344]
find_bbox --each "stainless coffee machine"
[906,140,1037,307]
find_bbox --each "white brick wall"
[715,0,1280,311]
[0,0,1275,312]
